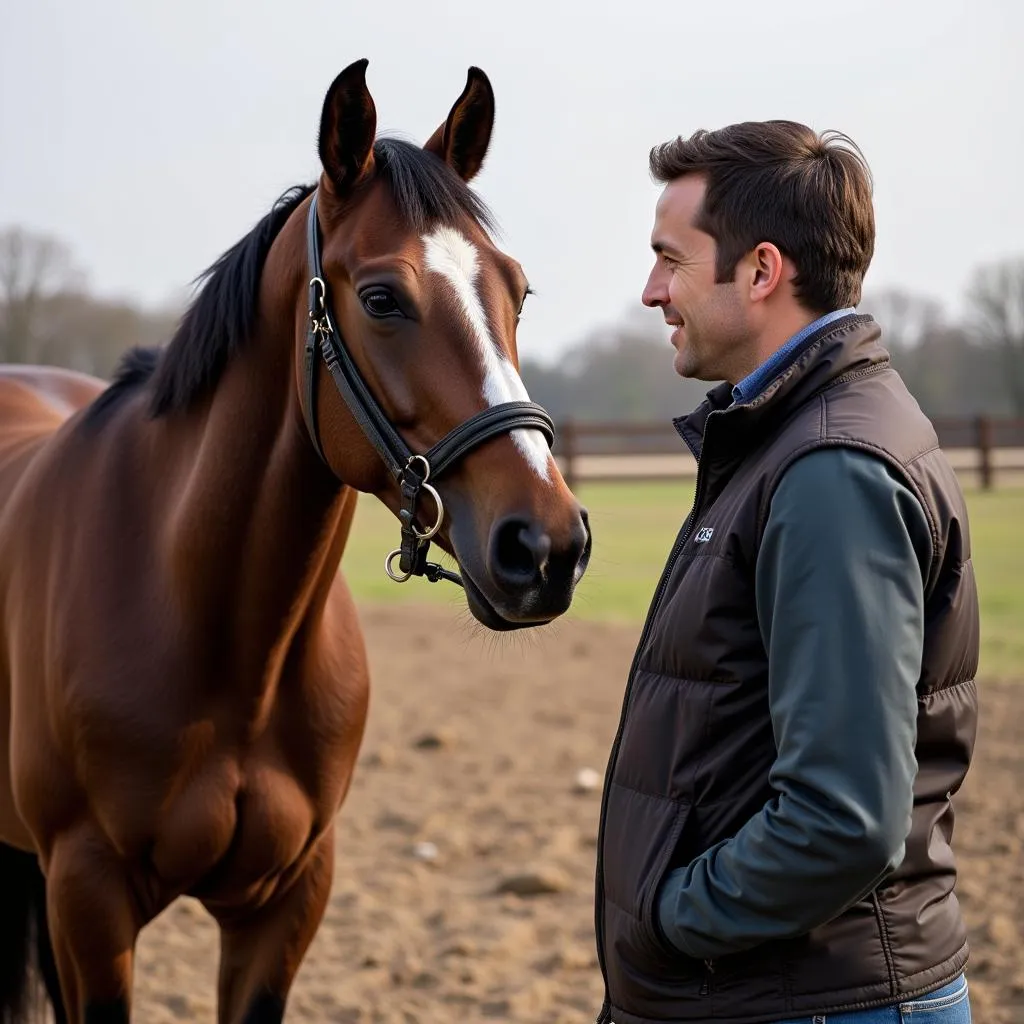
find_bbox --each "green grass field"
[343,481,1024,681]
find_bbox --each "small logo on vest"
[694,526,715,544]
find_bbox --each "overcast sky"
[2,0,1019,364]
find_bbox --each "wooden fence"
[551,416,1024,492]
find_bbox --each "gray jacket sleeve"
[655,447,933,961]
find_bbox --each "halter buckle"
[309,276,328,311]
[308,277,332,339]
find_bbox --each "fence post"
[976,415,994,491]
[560,419,577,493]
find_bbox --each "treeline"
[2,226,1022,421]
[0,228,179,378]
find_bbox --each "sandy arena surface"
[118,604,1022,1023]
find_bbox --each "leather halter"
[300,191,556,588]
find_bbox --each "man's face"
[642,175,752,383]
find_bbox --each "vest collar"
[674,313,888,461]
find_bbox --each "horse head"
[298,60,591,630]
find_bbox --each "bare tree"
[0,226,84,363]
[968,258,1024,415]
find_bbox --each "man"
[592,122,978,1024]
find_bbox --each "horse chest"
[150,743,344,902]
[19,578,370,907]
[153,687,363,900]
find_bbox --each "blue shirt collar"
[731,308,856,405]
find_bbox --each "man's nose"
[642,267,667,308]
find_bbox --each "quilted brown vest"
[594,314,979,1024]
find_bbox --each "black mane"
[147,183,317,418]
[84,347,163,423]
[89,136,495,422]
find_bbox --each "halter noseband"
[300,191,556,588]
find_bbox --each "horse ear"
[424,67,495,182]
[318,58,377,194]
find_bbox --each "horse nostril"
[519,523,552,573]
[492,518,551,585]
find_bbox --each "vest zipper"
[592,412,721,1010]
[699,958,716,995]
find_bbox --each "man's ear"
[748,242,786,302]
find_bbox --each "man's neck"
[731,307,856,404]
[744,309,823,382]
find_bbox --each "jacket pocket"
[898,974,970,1021]
[602,782,691,964]
[638,806,691,960]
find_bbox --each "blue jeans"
[776,974,971,1023]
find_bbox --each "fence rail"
[551,416,1024,491]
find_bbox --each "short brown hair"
[649,121,875,312]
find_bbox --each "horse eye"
[361,289,402,318]
[516,287,533,322]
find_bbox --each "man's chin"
[673,349,697,379]
[671,332,695,378]
[674,348,721,383]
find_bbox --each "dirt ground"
[124,604,1022,1023]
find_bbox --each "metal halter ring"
[403,453,432,483]
[385,548,414,583]
[413,482,444,540]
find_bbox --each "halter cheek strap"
[301,190,556,588]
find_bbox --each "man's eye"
[361,289,402,318]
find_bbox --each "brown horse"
[0,59,590,1023]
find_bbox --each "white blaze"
[422,226,551,481]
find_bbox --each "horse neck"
[162,225,354,687]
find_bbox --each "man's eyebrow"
[652,240,684,258]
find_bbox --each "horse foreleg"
[214,828,335,1024]
[45,827,143,1024]
[46,925,77,1024]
